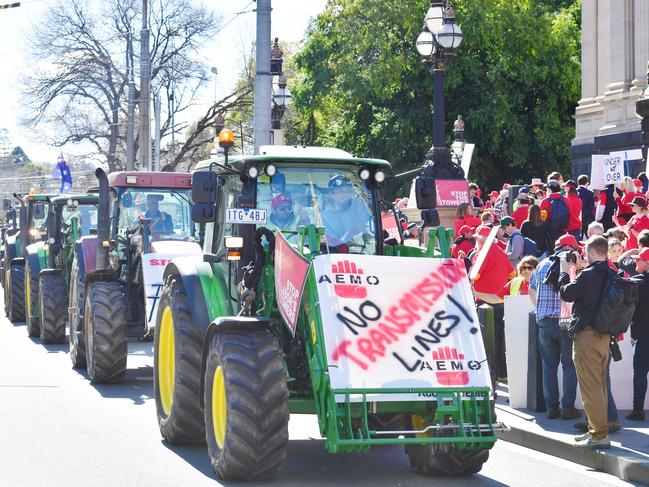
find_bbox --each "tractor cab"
[193,147,391,281]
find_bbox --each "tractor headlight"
[246,165,259,179]
[224,236,244,261]
[265,164,277,177]
[374,170,386,183]
[358,167,371,181]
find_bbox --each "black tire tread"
[25,260,39,336]
[154,277,206,445]
[85,281,128,383]
[9,263,25,322]
[68,257,86,368]
[406,442,489,476]
[39,273,67,344]
[205,329,289,481]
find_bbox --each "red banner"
[274,232,311,335]
[435,179,470,207]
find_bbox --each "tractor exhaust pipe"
[95,168,110,270]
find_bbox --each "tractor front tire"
[25,260,40,337]
[4,264,11,318]
[154,276,206,445]
[9,263,25,322]
[204,329,289,481]
[39,273,67,344]
[68,257,86,368]
[84,281,128,383]
[406,443,490,476]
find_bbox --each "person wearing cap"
[624,247,649,421]
[144,194,173,233]
[633,178,644,193]
[511,191,530,228]
[558,236,615,448]
[540,179,571,239]
[613,195,649,251]
[578,175,595,239]
[322,175,371,250]
[451,225,475,259]
[269,193,308,233]
[565,180,583,240]
[485,190,500,210]
[501,216,525,267]
[404,222,422,247]
[529,235,581,421]
[531,178,546,200]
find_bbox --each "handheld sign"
[274,232,310,335]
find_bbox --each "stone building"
[570,0,648,177]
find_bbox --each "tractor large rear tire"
[68,257,86,368]
[204,329,289,481]
[84,281,128,383]
[4,264,11,318]
[406,443,490,476]
[25,260,40,337]
[9,263,25,322]
[39,273,67,344]
[154,276,206,445]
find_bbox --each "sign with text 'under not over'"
[274,232,311,335]
[313,255,491,402]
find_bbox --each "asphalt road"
[0,315,638,487]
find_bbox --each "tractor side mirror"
[3,198,11,211]
[192,171,219,204]
[32,203,46,220]
[414,176,436,209]
[192,204,217,223]
[421,209,440,227]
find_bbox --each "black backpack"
[548,197,570,239]
[592,268,640,336]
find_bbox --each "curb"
[497,414,649,485]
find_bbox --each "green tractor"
[24,194,99,343]
[3,193,54,325]
[153,145,501,481]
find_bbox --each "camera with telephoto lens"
[610,337,622,362]
[566,250,579,264]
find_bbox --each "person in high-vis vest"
[499,255,539,299]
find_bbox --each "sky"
[0,0,329,164]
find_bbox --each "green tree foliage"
[291,0,580,194]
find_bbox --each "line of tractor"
[0,133,501,481]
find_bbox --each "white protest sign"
[602,153,624,186]
[461,143,475,179]
[590,155,606,190]
[313,255,491,402]
[610,149,643,162]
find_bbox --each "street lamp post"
[415,2,463,177]
[270,38,291,145]
[211,66,218,105]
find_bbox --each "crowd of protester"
[446,171,649,450]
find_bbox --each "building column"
[579,0,598,105]
[632,0,649,93]
[605,0,631,95]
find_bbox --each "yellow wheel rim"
[412,415,433,438]
[158,306,175,416]
[212,365,227,449]
[25,271,31,319]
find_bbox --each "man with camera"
[558,236,613,448]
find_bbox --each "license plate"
[225,208,267,224]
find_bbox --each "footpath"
[495,385,649,485]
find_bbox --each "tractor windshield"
[62,205,98,237]
[117,188,196,240]
[257,166,377,254]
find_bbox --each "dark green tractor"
[24,194,99,344]
[3,193,54,326]
[152,144,501,481]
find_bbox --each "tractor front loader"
[23,194,99,344]
[153,141,503,481]
[77,169,201,382]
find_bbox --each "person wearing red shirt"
[540,180,570,240]
[616,177,637,225]
[451,225,476,259]
[511,192,530,228]
[613,195,649,251]
[454,203,481,237]
[471,227,516,298]
[565,181,583,240]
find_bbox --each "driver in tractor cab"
[268,193,308,233]
[144,194,173,233]
[322,174,371,250]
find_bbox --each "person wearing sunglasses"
[499,255,539,298]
